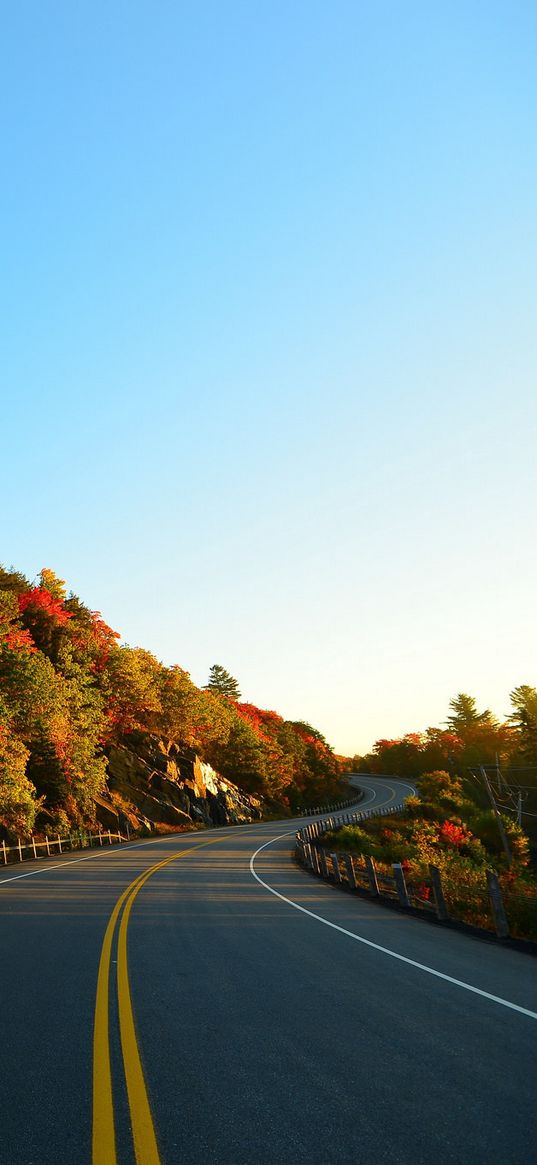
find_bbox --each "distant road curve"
[346,772,417,809]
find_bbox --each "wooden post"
[393,863,410,908]
[330,853,342,882]
[108,830,112,845]
[429,865,448,921]
[319,850,329,878]
[18,838,23,862]
[344,853,357,889]
[45,835,50,856]
[57,835,62,854]
[487,871,510,938]
[2,839,7,865]
[32,836,37,859]
[311,847,320,875]
[365,855,379,895]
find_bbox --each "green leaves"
[204,664,241,701]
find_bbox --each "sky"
[2,2,537,755]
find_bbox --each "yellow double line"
[92,839,219,1165]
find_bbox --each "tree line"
[0,566,342,838]
[351,690,537,779]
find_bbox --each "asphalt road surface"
[1,777,536,1165]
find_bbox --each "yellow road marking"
[93,839,220,1165]
[93,879,139,1165]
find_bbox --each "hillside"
[0,566,343,839]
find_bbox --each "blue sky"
[2,2,536,753]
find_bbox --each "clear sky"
[2,2,536,755]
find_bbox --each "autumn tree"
[103,647,162,737]
[0,697,42,837]
[445,694,512,770]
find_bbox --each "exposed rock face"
[97,732,262,833]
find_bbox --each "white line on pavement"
[249,832,537,1023]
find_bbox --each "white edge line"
[0,823,245,887]
[249,831,537,1023]
[0,776,404,889]
[0,835,185,885]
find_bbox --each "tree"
[446,694,494,731]
[0,698,42,837]
[204,664,241,701]
[445,694,513,771]
[103,647,162,736]
[508,686,537,764]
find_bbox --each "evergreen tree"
[508,686,537,763]
[204,664,241,700]
[446,693,494,730]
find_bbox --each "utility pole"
[495,753,502,795]
[480,766,512,867]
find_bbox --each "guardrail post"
[319,850,329,878]
[45,835,50,856]
[311,847,320,874]
[18,838,23,862]
[108,830,112,845]
[57,835,62,854]
[365,855,379,896]
[429,865,448,921]
[344,854,357,889]
[2,840,7,865]
[487,871,510,938]
[393,864,410,908]
[330,853,342,882]
[31,836,37,859]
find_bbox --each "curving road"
[1,778,536,1165]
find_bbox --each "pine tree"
[446,693,494,730]
[204,664,241,700]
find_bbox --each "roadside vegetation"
[324,771,537,940]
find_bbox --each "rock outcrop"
[95,732,262,833]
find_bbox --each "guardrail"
[299,791,365,817]
[294,806,537,943]
[1,828,130,866]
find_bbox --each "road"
[1,777,536,1165]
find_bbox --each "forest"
[0,566,343,839]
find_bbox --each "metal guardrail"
[299,792,365,817]
[1,828,130,866]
